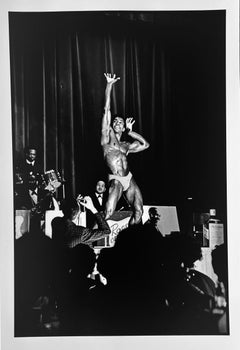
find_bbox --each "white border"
[1,1,239,350]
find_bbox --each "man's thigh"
[125,177,143,205]
[108,180,124,203]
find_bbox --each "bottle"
[209,209,220,224]
[203,209,224,248]
[208,209,224,248]
[203,209,219,247]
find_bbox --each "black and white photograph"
[1,0,240,349]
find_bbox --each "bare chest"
[105,130,129,155]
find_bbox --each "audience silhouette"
[15,213,228,335]
[15,218,53,336]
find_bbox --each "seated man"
[86,179,108,228]
[87,179,130,228]
[90,180,108,213]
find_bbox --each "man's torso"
[103,127,130,176]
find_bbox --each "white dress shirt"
[26,159,35,166]
[95,193,103,206]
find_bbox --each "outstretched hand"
[104,73,120,85]
[77,195,97,213]
[125,118,135,132]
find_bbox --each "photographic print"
[1,1,240,349]
[9,9,229,337]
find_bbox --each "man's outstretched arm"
[101,73,120,146]
[126,118,150,153]
[66,196,111,247]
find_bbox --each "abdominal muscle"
[104,144,129,176]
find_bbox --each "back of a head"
[98,226,146,284]
[161,233,202,269]
[211,244,228,284]
[60,197,78,219]
[71,244,96,276]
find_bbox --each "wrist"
[91,207,98,214]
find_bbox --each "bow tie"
[97,194,102,198]
[26,160,34,166]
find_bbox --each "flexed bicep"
[128,140,148,153]
[125,117,150,153]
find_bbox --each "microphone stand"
[61,169,66,199]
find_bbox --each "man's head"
[148,207,161,225]
[95,180,106,194]
[112,116,125,134]
[60,197,80,220]
[25,147,37,162]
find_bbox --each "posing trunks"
[108,172,132,191]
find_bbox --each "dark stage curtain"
[9,11,226,225]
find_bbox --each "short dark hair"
[96,179,106,184]
[211,244,228,284]
[60,197,79,218]
[112,115,125,123]
[24,146,37,154]
[149,207,158,215]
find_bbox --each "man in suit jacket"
[91,180,108,212]
[15,146,57,216]
[87,180,108,227]
[88,179,131,226]
[15,147,43,209]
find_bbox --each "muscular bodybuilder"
[101,73,149,225]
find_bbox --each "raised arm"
[101,73,120,146]
[125,118,150,153]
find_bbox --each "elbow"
[104,223,111,235]
[145,141,150,150]
[104,106,110,112]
